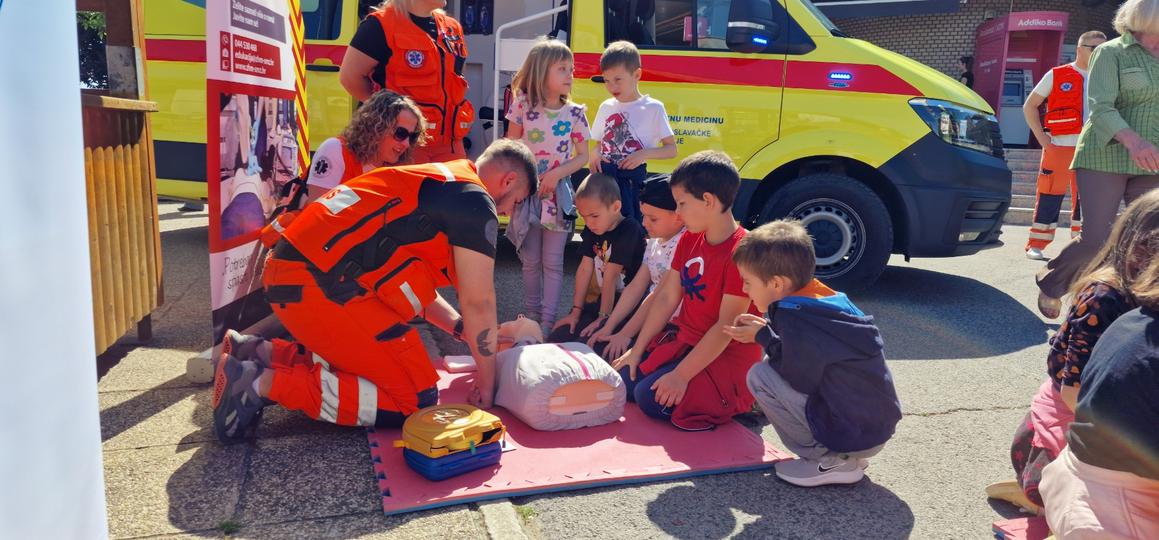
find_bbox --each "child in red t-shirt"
[612,150,763,430]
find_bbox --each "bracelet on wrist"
[452,318,465,341]
[571,305,583,313]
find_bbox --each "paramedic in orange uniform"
[339,0,473,163]
[211,140,537,443]
[1022,31,1107,260]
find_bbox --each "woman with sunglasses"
[304,90,426,203]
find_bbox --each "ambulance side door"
[573,0,796,173]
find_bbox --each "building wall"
[832,0,1122,78]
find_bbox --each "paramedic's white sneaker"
[1025,248,1046,261]
[775,456,865,487]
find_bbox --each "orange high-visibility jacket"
[1044,64,1086,136]
[260,138,364,248]
[371,6,473,147]
[276,160,484,312]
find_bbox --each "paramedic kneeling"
[211,139,537,443]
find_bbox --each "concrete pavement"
[99,203,1061,538]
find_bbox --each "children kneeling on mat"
[724,220,902,487]
[611,151,765,431]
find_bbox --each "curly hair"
[1114,0,1159,35]
[1069,189,1159,307]
[341,90,427,166]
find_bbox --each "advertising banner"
[206,0,302,342]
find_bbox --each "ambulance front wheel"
[759,174,893,291]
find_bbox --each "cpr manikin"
[493,317,626,431]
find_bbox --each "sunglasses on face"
[392,126,421,144]
[1079,44,1099,49]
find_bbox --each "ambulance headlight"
[909,99,1003,157]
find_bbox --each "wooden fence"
[82,93,163,353]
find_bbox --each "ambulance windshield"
[800,0,845,36]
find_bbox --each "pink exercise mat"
[992,517,1050,540]
[367,368,792,515]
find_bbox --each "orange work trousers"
[1027,144,1082,251]
[261,256,440,427]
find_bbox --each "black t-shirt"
[416,178,498,258]
[960,71,974,89]
[1067,306,1159,480]
[349,14,449,89]
[579,217,646,287]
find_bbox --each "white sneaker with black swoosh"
[775,456,865,487]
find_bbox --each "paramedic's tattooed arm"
[451,245,500,408]
[475,329,495,357]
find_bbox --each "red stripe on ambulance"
[573,52,918,96]
[146,39,346,66]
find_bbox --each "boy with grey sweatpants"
[724,220,901,487]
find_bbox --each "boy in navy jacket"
[724,220,902,487]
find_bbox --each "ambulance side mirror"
[726,0,779,54]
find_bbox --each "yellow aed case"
[394,404,505,459]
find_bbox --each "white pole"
[492,4,569,143]
[0,1,108,538]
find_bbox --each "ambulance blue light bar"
[752,36,768,45]
[829,72,853,81]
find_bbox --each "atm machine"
[974,12,1068,148]
[998,68,1035,146]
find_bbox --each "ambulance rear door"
[571,0,794,173]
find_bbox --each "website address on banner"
[234,63,271,76]
[234,50,275,67]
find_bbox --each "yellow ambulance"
[145,0,1010,289]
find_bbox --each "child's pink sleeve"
[505,94,525,125]
[573,104,592,142]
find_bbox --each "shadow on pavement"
[158,386,454,537]
[100,375,201,443]
[646,475,914,539]
[851,266,1049,360]
[159,210,208,222]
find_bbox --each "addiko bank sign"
[1013,12,1067,31]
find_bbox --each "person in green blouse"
[1037,0,1159,319]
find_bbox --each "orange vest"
[277,160,484,311]
[370,6,474,147]
[259,138,366,248]
[1044,65,1085,136]
[331,137,365,182]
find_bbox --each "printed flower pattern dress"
[506,94,591,231]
